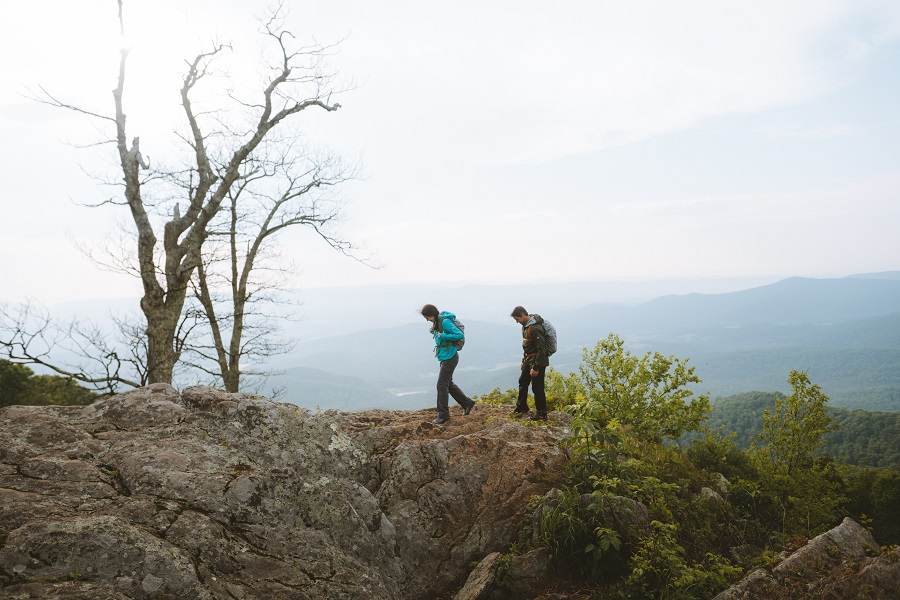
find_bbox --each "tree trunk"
[142,295,185,385]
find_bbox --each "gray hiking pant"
[436,353,471,419]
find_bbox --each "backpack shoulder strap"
[525,322,545,340]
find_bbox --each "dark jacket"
[521,314,549,369]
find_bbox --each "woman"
[421,304,476,424]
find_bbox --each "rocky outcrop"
[454,515,900,600]
[713,517,900,600]
[0,385,569,599]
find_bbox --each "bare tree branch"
[0,300,144,393]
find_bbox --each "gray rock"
[453,551,504,600]
[0,581,131,599]
[453,547,553,600]
[0,515,205,599]
[699,486,725,503]
[503,547,552,598]
[0,388,568,599]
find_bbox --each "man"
[511,306,549,421]
[421,304,476,425]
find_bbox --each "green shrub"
[624,521,741,600]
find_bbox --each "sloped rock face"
[713,517,900,600]
[0,386,569,599]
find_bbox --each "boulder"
[453,551,504,600]
[453,547,552,600]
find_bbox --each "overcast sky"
[2,0,899,304]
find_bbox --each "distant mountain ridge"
[270,272,900,412]
[561,275,900,338]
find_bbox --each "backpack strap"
[436,316,453,348]
[524,323,541,339]
[524,323,545,345]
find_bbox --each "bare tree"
[183,143,358,392]
[25,1,351,387]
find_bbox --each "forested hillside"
[0,360,98,407]
[695,391,900,469]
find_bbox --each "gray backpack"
[543,319,558,356]
[441,316,465,350]
[531,314,557,356]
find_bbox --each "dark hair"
[421,304,440,319]
[511,306,528,317]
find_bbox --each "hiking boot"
[432,416,450,425]
[511,408,529,418]
[530,413,548,422]
[463,402,476,416]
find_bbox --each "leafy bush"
[562,334,710,443]
[534,487,626,580]
[473,386,518,407]
[625,521,741,600]
[522,336,753,597]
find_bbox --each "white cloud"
[324,0,900,165]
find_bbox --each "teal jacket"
[431,311,463,362]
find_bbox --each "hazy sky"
[2,0,899,304]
